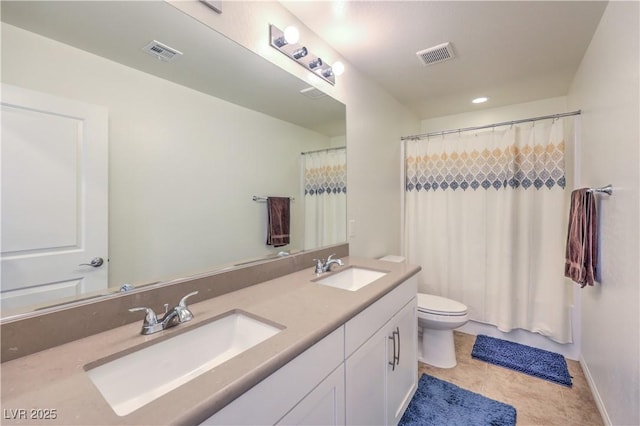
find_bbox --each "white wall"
[419,96,582,360]
[170,1,421,261]
[2,24,332,287]
[567,2,640,425]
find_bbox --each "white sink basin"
[314,267,388,291]
[86,311,282,416]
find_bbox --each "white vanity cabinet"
[344,276,418,425]
[200,274,418,426]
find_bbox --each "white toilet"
[417,293,468,368]
[379,255,469,369]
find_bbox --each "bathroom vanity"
[0,256,419,425]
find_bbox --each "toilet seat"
[417,293,467,316]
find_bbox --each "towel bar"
[252,196,295,202]
[587,184,613,196]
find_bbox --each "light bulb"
[309,58,323,70]
[332,61,345,76]
[283,26,300,44]
[322,68,334,78]
[472,96,489,104]
[292,47,308,60]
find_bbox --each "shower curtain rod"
[301,146,346,155]
[400,110,581,141]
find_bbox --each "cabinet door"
[278,365,345,426]
[345,326,388,425]
[202,328,344,425]
[386,299,418,425]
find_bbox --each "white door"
[1,84,108,312]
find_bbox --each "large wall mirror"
[0,1,347,318]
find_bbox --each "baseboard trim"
[579,355,611,426]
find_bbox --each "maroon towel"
[564,189,598,287]
[266,197,290,247]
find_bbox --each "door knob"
[79,257,104,267]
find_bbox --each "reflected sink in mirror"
[86,311,283,416]
[314,267,388,291]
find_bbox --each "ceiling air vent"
[300,86,327,100]
[416,42,455,66]
[142,40,183,62]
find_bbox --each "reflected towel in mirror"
[266,197,290,247]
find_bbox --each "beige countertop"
[0,257,420,425]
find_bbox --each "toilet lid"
[417,294,467,315]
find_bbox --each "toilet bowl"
[417,294,468,368]
[379,255,469,368]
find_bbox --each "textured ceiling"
[282,1,608,119]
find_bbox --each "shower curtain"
[404,118,574,343]
[302,148,347,250]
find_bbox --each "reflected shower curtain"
[302,148,347,250]
[404,119,573,343]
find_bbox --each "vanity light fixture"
[270,24,338,85]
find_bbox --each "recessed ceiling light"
[472,96,489,104]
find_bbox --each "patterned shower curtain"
[302,148,347,250]
[404,118,574,343]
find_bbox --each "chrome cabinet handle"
[388,327,400,371]
[388,333,397,371]
[396,326,401,367]
[79,257,104,267]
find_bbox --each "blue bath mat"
[399,374,516,426]
[471,334,572,386]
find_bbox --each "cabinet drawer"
[344,275,417,357]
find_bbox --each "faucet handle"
[327,253,337,261]
[175,291,199,323]
[178,291,199,308]
[313,258,324,274]
[129,307,159,326]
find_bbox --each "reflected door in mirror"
[0,84,109,312]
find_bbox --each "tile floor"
[417,331,604,426]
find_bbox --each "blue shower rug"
[399,374,516,426]
[471,334,573,386]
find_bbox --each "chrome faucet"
[314,254,345,274]
[129,291,198,335]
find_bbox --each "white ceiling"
[282,1,608,119]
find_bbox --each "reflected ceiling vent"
[142,40,183,62]
[416,42,455,66]
[300,86,327,99]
